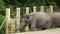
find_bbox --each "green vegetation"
[0,0,60,34]
[0,14,5,34]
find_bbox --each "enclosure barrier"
[5,6,53,34]
[50,6,53,13]
[33,6,36,12]
[10,19,15,33]
[40,6,44,12]
[46,6,53,13]
[6,8,11,34]
[25,7,30,31]
[15,8,20,32]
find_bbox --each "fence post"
[6,8,11,34]
[49,6,53,13]
[40,6,44,12]
[25,7,30,31]
[33,6,36,13]
[10,19,15,33]
[16,8,20,32]
[26,7,29,14]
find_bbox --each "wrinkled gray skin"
[48,12,60,27]
[20,12,52,31]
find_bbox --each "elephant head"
[20,14,31,31]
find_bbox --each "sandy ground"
[11,28,60,34]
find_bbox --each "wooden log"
[33,6,36,13]
[26,7,29,14]
[25,7,30,31]
[16,8,20,32]
[40,6,44,12]
[6,8,11,34]
[47,6,53,13]
[10,19,15,33]
[49,6,53,13]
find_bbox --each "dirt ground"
[11,28,60,34]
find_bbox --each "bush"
[0,14,5,34]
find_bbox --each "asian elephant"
[19,12,52,31]
[48,12,60,27]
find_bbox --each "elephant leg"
[45,20,52,29]
[30,19,37,31]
